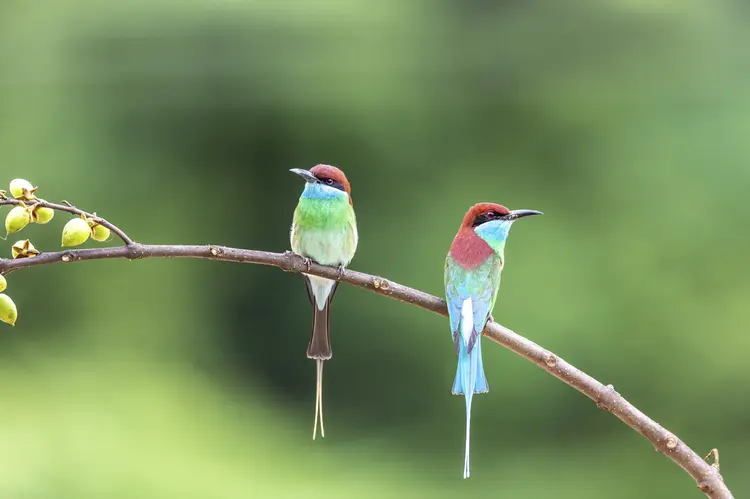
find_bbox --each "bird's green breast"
[293,197,354,230]
[291,197,358,266]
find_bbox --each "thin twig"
[0,243,733,498]
[705,448,720,471]
[0,198,133,246]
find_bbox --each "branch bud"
[62,216,90,247]
[9,179,36,200]
[11,239,40,259]
[5,205,31,234]
[32,206,55,224]
[0,294,17,326]
[90,223,111,242]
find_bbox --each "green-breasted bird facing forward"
[290,164,358,440]
[445,202,542,478]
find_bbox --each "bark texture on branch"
[0,243,732,498]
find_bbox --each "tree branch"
[0,196,733,497]
[0,243,733,498]
[0,198,133,246]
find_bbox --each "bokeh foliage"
[1,0,749,497]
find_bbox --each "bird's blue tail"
[452,338,488,395]
[452,338,488,479]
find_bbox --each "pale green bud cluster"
[0,275,17,326]
[1,239,40,327]
[3,179,56,236]
[1,178,117,327]
[0,177,52,328]
[1,179,112,250]
[61,213,111,247]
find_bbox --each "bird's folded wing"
[445,255,501,353]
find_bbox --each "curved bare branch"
[0,198,733,498]
[0,242,732,498]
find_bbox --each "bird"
[444,202,542,478]
[289,164,358,440]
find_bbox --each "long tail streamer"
[313,359,325,439]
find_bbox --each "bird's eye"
[486,211,497,218]
[324,178,334,185]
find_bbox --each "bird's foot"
[487,314,495,323]
[303,257,312,272]
[336,264,345,282]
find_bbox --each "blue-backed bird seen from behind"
[290,164,358,440]
[444,202,542,478]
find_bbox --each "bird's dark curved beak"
[506,209,543,220]
[289,168,320,183]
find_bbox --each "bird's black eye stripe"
[472,211,504,227]
[316,177,346,192]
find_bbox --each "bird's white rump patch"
[460,298,473,346]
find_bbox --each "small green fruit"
[91,224,110,242]
[5,206,30,234]
[33,207,55,224]
[0,275,6,293]
[9,178,36,200]
[0,294,17,326]
[62,217,90,247]
[11,239,39,259]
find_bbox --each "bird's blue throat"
[302,183,348,201]
[474,220,511,255]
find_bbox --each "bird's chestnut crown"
[463,203,511,228]
[310,164,351,194]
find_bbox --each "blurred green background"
[1,0,749,497]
